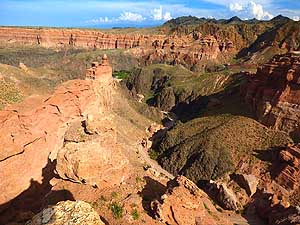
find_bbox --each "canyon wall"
[0,27,161,49]
[242,51,300,140]
[0,27,235,71]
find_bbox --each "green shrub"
[148,149,160,160]
[110,202,124,219]
[131,209,140,220]
[111,191,118,199]
[113,70,130,79]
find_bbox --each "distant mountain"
[224,16,243,24]
[270,15,292,24]
[163,15,293,27]
[163,16,209,27]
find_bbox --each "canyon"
[242,51,300,141]
[1,15,300,225]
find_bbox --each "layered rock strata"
[0,27,235,70]
[0,55,129,209]
[274,144,300,191]
[242,52,300,140]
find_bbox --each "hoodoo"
[86,54,113,83]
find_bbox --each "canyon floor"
[0,15,300,225]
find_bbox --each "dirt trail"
[137,144,174,179]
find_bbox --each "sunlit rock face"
[242,52,300,140]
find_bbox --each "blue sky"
[0,0,299,28]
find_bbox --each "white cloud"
[86,17,113,24]
[229,3,243,12]
[118,12,145,21]
[152,6,163,20]
[151,6,172,21]
[248,1,273,20]
[293,16,300,21]
[164,12,172,20]
[228,1,273,20]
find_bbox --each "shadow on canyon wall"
[0,159,74,225]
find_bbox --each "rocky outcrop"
[0,80,95,206]
[207,181,239,210]
[135,34,235,71]
[0,56,130,210]
[0,27,158,49]
[56,134,129,188]
[242,52,300,140]
[0,27,235,71]
[217,183,239,210]
[26,200,105,225]
[274,144,300,191]
[235,174,259,197]
[150,176,233,225]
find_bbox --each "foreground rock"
[0,80,95,206]
[56,135,129,188]
[242,52,300,140]
[151,176,233,225]
[26,200,105,225]
[0,55,132,211]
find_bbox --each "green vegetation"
[111,191,118,199]
[155,111,291,183]
[203,202,212,215]
[131,209,140,220]
[0,79,22,109]
[135,176,143,183]
[113,70,130,79]
[123,63,245,113]
[148,149,160,160]
[109,202,124,219]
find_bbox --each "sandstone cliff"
[0,27,235,71]
[242,52,300,140]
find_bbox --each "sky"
[0,0,299,28]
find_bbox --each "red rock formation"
[275,144,300,191]
[134,34,235,71]
[242,51,300,140]
[0,27,158,49]
[0,80,95,206]
[0,27,235,70]
[86,54,112,82]
[150,176,233,225]
[0,55,129,211]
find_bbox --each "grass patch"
[113,70,130,79]
[149,149,160,160]
[0,79,22,109]
[131,209,140,220]
[111,191,118,199]
[203,202,212,215]
[109,202,124,219]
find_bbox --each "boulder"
[236,174,259,197]
[274,144,300,190]
[26,200,105,225]
[19,62,29,72]
[217,183,239,210]
[150,176,232,225]
[55,135,130,188]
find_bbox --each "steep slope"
[242,52,300,141]
[241,20,300,63]
[0,56,240,225]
